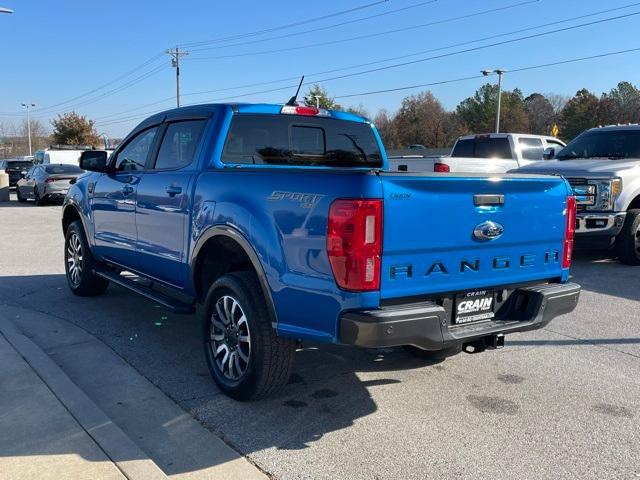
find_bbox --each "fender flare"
[61,200,91,242]
[190,225,279,327]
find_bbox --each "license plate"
[454,290,495,325]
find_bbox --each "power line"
[178,0,390,48]
[95,47,640,128]
[95,2,640,124]
[334,47,640,98]
[187,0,438,53]
[187,0,540,59]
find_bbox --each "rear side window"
[452,137,512,159]
[154,120,206,170]
[45,164,83,174]
[519,137,544,160]
[221,114,382,167]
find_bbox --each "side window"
[154,120,206,170]
[114,127,158,172]
[519,137,544,161]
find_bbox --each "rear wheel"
[64,221,109,296]
[615,209,640,266]
[203,272,296,401]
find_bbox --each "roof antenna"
[286,75,305,106]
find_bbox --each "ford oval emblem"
[473,221,504,241]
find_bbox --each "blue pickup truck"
[63,103,580,400]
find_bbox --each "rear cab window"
[221,114,382,167]
[518,137,544,161]
[452,137,513,159]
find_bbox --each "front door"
[135,120,207,287]
[91,126,159,269]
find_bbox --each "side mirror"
[80,150,110,172]
[543,147,555,160]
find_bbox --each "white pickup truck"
[388,133,566,173]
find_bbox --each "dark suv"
[0,159,34,187]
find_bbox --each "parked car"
[515,124,640,265]
[0,158,34,187]
[431,133,566,173]
[62,103,580,400]
[16,163,84,205]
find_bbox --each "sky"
[1,0,639,137]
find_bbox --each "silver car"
[16,163,84,205]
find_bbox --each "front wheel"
[16,188,26,203]
[64,221,109,296]
[203,272,296,401]
[615,209,640,266]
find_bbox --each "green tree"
[51,112,100,146]
[604,81,640,124]
[302,84,342,110]
[557,89,601,140]
[456,84,529,133]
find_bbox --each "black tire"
[16,188,26,203]
[615,209,640,266]
[403,344,462,360]
[203,272,296,401]
[64,220,109,296]
[34,187,45,206]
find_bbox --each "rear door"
[379,172,570,299]
[134,119,207,287]
[92,126,160,268]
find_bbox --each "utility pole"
[21,103,35,156]
[166,47,189,107]
[482,69,506,133]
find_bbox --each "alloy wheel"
[66,233,83,287]
[209,295,251,381]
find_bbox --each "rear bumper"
[339,282,580,350]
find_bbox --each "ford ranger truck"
[516,124,640,265]
[62,103,581,400]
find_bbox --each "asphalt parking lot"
[1,197,639,480]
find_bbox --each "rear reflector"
[281,105,330,116]
[563,196,577,269]
[327,199,382,291]
[434,162,450,172]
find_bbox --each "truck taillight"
[327,199,382,291]
[563,196,577,269]
[434,162,450,172]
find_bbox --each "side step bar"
[95,270,196,314]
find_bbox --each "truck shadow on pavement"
[0,273,447,472]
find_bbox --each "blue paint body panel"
[64,103,573,345]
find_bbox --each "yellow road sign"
[551,123,559,137]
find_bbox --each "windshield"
[45,164,83,174]
[451,137,512,159]
[557,129,640,160]
[221,114,382,167]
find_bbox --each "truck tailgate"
[379,172,570,299]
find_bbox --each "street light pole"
[21,103,36,156]
[482,69,506,133]
[0,7,14,14]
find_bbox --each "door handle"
[165,185,182,197]
[122,185,134,195]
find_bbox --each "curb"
[0,317,168,480]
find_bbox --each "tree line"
[304,81,640,149]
